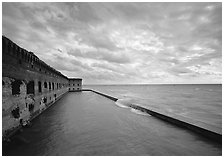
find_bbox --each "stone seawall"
[86,89,221,143]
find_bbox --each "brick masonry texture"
[2,36,82,140]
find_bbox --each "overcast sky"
[2,2,222,84]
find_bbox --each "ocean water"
[3,91,222,155]
[83,84,222,130]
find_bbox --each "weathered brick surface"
[68,78,82,91]
[2,36,81,139]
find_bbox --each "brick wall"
[2,36,77,139]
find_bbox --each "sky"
[2,2,222,84]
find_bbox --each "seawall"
[87,89,221,143]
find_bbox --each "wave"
[115,102,130,108]
[115,98,151,116]
[130,108,151,116]
[115,98,133,108]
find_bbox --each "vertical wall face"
[2,36,72,139]
[68,79,82,91]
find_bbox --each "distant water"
[83,84,222,130]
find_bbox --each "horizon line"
[83,83,222,86]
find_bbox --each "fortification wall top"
[3,36,68,80]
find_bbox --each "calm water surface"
[3,91,221,156]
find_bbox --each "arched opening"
[12,80,22,95]
[44,82,47,88]
[38,81,42,93]
[11,106,20,118]
[27,81,35,94]
[52,83,54,90]
[43,97,47,103]
[49,82,51,90]
[28,103,34,112]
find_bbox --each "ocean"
[3,84,222,156]
[83,84,222,130]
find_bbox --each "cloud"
[2,2,222,84]
[67,48,131,64]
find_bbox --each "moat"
[3,91,221,156]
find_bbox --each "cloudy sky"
[2,2,222,84]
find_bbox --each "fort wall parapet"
[3,36,68,80]
[2,36,81,140]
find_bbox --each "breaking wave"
[115,98,133,108]
[115,102,129,108]
[115,98,151,116]
[130,108,151,116]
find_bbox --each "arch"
[28,103,34,112]
[49,82,51,90]
[27,81,35,94]
[38,81,42,93]
[44,82,47,88]
[12,80,23,95]
[11,106,20,118]
[52,82,54,90]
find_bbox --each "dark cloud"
[2,2,222,84]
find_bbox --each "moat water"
[3,91,221,155]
